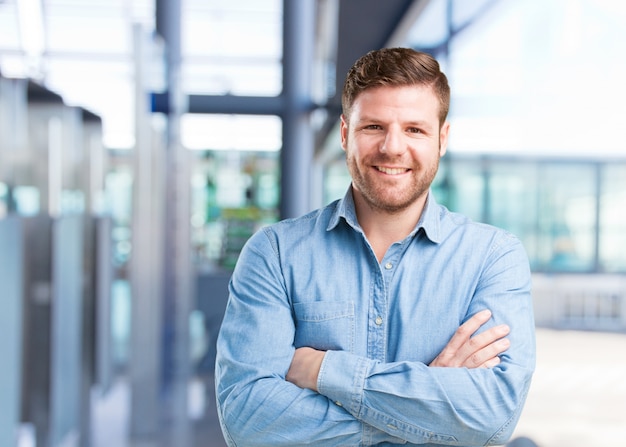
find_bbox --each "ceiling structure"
[0,0,435,150]
[0,0,503,154]
[0,0,155,147]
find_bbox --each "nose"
[380,127,405,156]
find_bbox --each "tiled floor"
[91,329,626,447]
[511,329,626,447]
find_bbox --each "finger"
[480,356,501,369]
[459,323,510,359]
[430,310,493,367]
[465,337,510,368]
[441,309,493,355]
[456,324,509,365]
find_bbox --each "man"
[215,47,535,446]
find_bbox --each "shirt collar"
[328,186,443,244]
[327,185,360,231]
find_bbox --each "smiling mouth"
[375,166,409,175]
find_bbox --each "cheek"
[349,134,379,156]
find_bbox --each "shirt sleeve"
[215,229,399,446]
[317,232,536,446]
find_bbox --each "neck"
[353,191,427,262]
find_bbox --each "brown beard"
[345,143,440,214]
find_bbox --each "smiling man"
[215,48,535,447]
[342,81,448,261]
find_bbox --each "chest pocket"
[293,300,355,352]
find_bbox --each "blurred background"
[1,0,625,446]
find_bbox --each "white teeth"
[376,166,407,175]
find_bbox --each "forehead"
[350,84,441,123]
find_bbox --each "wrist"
[287,347,326,391]
[304,349,325,392]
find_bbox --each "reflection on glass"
[191,150,279,270]
[0,182,7,218]
[445,160,485,222]
[488,160,537,247]
[12,186,40,216]
[535,164,596,272]
[323,155,626,273]
[599,164,626,272]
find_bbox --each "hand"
[429,309,510,368]
[286,347,326,391]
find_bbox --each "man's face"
[341,84,449,214]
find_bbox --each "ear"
[340,115,348,152]
[439,121,450,157]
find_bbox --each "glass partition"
[535,163,597,272]
[190,150,279,270]
[599,163,626,272]
[487,160,538,250]
[322,154,626,273]
[442,158,486,222]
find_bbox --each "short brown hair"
[341,47,450,126]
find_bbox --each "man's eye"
[408,127,422,134]
[364,124,382,130]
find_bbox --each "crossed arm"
[286,309,511,392]
[216,230,535,446]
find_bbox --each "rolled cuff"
[317,350,371,418]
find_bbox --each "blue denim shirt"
[215,188,535,447]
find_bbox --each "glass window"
[408,0,626,160]
[431,157,450,206]
[444,158,485,222]
[599,163,626,272]
[433,156,615,273]
[535,164,597,272]
[323,159,350,205]
[190,150,279,269]
[181,114,281,152]
[0,182,7,218]
[105,165,134,269]
[487,160,538,261]
[182,0,282,97]
[10,186,40,216]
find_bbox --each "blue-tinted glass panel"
[535,164,596,272]
[599,164,626,272]
[487,160,538,262]
[323,159,350,205]
[190,149,279,269]
[445,159,484,221]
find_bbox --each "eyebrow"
[357,116,435,131]
[404,120,434,129]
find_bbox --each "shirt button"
[375,316,383,325]
[335,401,343,407]
[384,262,393,270]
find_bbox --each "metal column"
[157,0,193,443]
[129,24,164,439]
[280,0,316,219]
[0,217,24,447]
